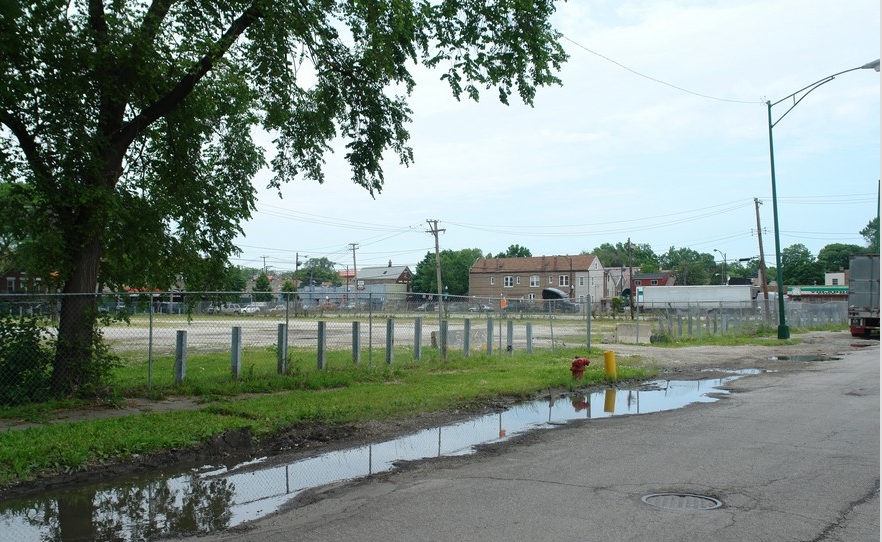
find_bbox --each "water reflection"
[1,373,753,541]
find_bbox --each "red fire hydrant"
[570,356,591,380]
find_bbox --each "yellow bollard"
[603,388,617,413]
[603,350,617,381]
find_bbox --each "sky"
[231,0,881,276]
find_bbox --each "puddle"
[0,374,751,541]
[767,355,839,362]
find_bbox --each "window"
[591,277,595,286]
[578,277,585,287]
[490,277,495,285]
[650,279,658,285]
[832,278,839,285]
[504,276,514,288]
[516,276,521,285]
[6,278,14,293]
[527,293,536,300]
[559,275,569,287]
[636,280,642,286]
[548,275,553,285]
[530,275,540,287]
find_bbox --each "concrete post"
[174,330,186,384]
[231,326,242,380]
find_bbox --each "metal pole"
[767,100,790,340]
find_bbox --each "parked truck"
[848,254,879,338]
[638,285,757,311]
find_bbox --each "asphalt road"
[202,343,880,542]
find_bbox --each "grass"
[0,346,653,489]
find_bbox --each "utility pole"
[627,238,634,320]
[349,243,358,306]
[426,219,445,322]
[261,256,267,274]
[754,198,771,322]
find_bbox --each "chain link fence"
[0,291,847,404]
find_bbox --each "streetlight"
[766,59,880,339]
[713,249,726,285]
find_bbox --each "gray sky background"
[232,0,881,275]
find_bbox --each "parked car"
[415,302,435,311]
[468,304,493,312]
[268,304,287,313]
[241,305,261,314]
[208,303,242,315]
[505,301,536,312]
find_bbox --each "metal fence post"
[486,318,494,356]
[277,323,288,374]
[352,321,361,364]
[526,322,533,353]
[414,317,422,360]
[174,330,186,384]
[231,326,242,380]
[505,320,513,356]
[463,318,471,357]
[317,321,327,370]
[385,318,394,364]
[440,320,448,360]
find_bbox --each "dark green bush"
[0,316,54,405]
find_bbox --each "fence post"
[463,318,471,357]
[440,320,448,360]
[385,318,394,364]
[506,320,513,355]
[414,317,422,360]
[317,321,327,370]
[486,318,494,355]
[526,322,533,353]
[174,330,187,384]
[277,323,288,374]
[352,321,361,364]
[231,326,242,380]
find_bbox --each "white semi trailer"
[638,285,757,311]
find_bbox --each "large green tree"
[0,1,566,395]
[495,244,532,258]
[412,248,483,296]
[817,243,866,273]
[780,244,822,286]
[295,257,341,287]
[589,241,658,270]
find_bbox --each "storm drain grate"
[641,493,723,510]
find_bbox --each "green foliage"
[412,248,484,295]
[860,217,879,252]
[295,257,342,287]
[495,244,532,258]
[817,243,866,273]
[0,316,54,405]
[252,272,274,302]
[781,243,822,285]
[610,297,624,313]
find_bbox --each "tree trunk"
[51,234,103,397]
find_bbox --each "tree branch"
[0,108,52,186]
[116,4,263,149]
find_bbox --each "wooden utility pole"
[426,219,445,322]
[754,198,771,323]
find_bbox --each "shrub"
[0,316,54,405]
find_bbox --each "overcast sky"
[232,0,881,275]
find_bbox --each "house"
[468,255,609,310]
[631,271,676,294]
[357,261,413,289]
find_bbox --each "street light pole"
[713,249,726,285]
[766,59,879,340]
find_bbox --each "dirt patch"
[1,331,874,500]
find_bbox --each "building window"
[516,276,521,285]
[578,277,585,287]
[591,277,595,286]
[636,280,642,286]
[559,275,569,287]
[650,279,658,285]
[490,276,494,285]
[548,275,553,285]
[530,275,539,287]
[6,278,14,292]
[504,276,514,287]
[832,278,839,285]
